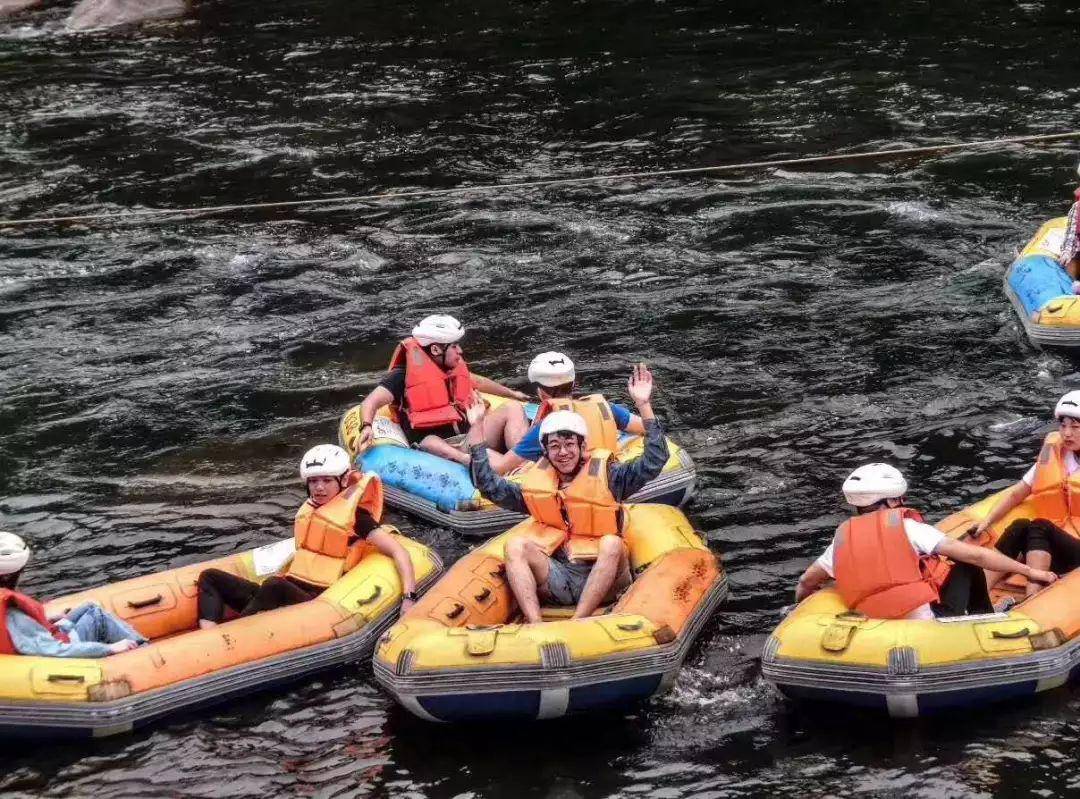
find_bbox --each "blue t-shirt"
[512,403,633,461]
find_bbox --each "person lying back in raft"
[353,314,529,465]
[485,351,650,475]
[969,390,1080,597]
[794,464,1056,620]
[466,364,667,622]
[196,444,418,627]
[0,533,147,657]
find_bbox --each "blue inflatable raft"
[1003,217,1080,347]
[338,398,696,536]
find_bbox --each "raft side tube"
[0,535,442,738]
[373,508,727,721]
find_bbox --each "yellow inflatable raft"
[763,489,1080,717]
[339,395,696,536]
[1004,217,1080,347]
[0,532,441,738]
[373,504,726,721]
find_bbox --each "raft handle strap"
[126,594,163,609]
[47,674,86,684]
[834,611,867,621]
[446,603,466,620]
[990,627,1030,640]
[356,586,382,605]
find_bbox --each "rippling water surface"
[3,0,1080,795]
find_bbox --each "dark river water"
[3,0,1080,795]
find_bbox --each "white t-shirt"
[815,518,946,621]
[1021,449,1080,486]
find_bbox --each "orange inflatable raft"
[0,533,441,738]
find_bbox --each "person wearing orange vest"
[196,444,418,627]
[354,314,529,465]
[0,532,146,657]
[972,390,1080,597]
[485,351,650,475]
[466,363,668,623]
[794,464,1056,619]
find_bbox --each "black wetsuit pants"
[995,518,1080,574]
[197,568,319,623]
[934,562,994,617]
[933,519,1080,617]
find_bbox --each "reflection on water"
[2,0,1080,795]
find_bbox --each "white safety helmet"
[841,463,908,508]
[528,351,576,387]
[412,314,465,347]
[0,532,30,576]
[539,411,589,443]
[300,444,351,481]
[1054,390,1080,421]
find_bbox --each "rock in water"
[65,0,189,30]
[0,0,42,18]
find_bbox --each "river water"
[2,0,1080,795]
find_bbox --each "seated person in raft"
[466,363,666,622]
[967,390,1080,596]
[794,464,1057,620]
[485,350,651,475]
[353,314,529,465]
[1060,182,1080,297]
[196,444,419,627]
[0,533,147,657]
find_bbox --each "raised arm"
[465,395,529,513]
[607,364,669,500]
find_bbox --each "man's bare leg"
[419,434,470,465]
[573,536,630,619]
[482,401,528,451]
[505,537,552,624]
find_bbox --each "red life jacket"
[833,507,948,619]
[0,588,69,655]
[387,337,474,431]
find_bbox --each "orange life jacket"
[833,507,948,619]
[288,472,384,589]
[1028,432,1080,527]
[519,450,621,561]
[534,394,621,452]
[0,588,69,655]
[388,337,474,431]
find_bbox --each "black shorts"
[401,420,469,446]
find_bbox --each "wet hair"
[0,569,23,590]
[536,381,574,398]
